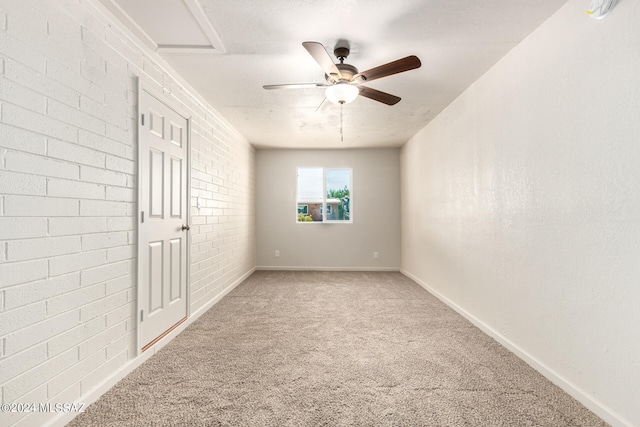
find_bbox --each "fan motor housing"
[326,63,359,83]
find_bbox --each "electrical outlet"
[373,251,379,259]
[275,249,280,257]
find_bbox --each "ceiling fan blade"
[358,86,401,105]
[302,41,342,81]
[315,97,330,113]
[355,55,421,83]
[263,83,327,90]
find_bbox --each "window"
[297,167,351,223]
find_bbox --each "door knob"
[181,224,190,231]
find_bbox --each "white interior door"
[139,87,189,351]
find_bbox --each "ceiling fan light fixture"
[325,83,359,105]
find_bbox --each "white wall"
[401,1,640,425]
[256,149,400,270]
[0,0,255,426]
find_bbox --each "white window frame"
[296,167,352,224]
[320,205,332,215]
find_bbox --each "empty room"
[0,0,638,426]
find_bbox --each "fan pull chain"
[340,103,344,142]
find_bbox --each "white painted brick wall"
[0,218,48,239]
[0,344,47,385]
[47,348,106,403]
[78,347,128,396]
[0,260,49,288]
[4,195,79,217]
[3,347,78,402]
[3,57,79,108]
[0,384,47,427]
[80,260,131,287]
[4,309,80,356]
[81,231,128,251]
[79,199,129,217]
[77,128,128,157]
[5,150,80,180]
[48,251,106,276]
[4,274,81,310]
[80,165,128,186]
[0,1,255,426]
[46,315,104,358]
[0,77,47,114]
[48,217,107,236]
[0,171,47,196]
[0,124,47,155]
[105,300,135,329]
[6,236,81,262]
[46,282,106,317]
[78,322,126,361]
[2,103,78,142]
[47,140,106,169]
[0,302,47,336]
[47,178,106,200]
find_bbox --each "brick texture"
[0,0,255,425]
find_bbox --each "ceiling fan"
[263,41,421,106]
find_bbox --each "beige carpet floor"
[69,271,606,426]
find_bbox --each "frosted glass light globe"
[325,83,359,104]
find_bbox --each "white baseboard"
[255,265,400,272]
[400,269,632,427]
[46,268,255,427]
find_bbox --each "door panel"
[148,241,164,313]
[169,237,182,302]
[149,149,164,218]
[139,88,189,350]
[149,109,165,138]
[170,157,182,218]
[170,122,183,147]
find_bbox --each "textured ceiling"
[105,0,570,148]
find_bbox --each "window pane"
[326,169,351,221]
[297,168,323,222]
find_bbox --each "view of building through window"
[297,168,351,222]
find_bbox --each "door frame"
[136,78,192,356]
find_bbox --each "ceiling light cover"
[325,83,359,104]
[586,0,617,19]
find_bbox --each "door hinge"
[140,310,144,322]
[141,211,145,223]
[141,113,145,126]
